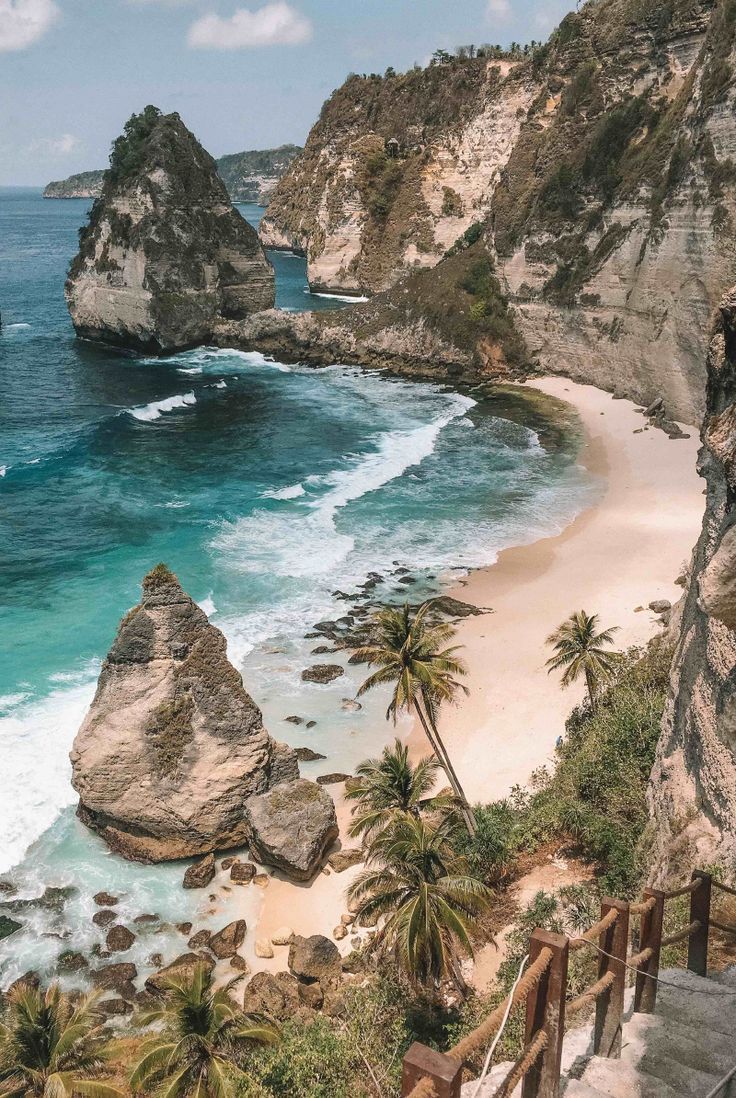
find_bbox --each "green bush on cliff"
[452,642,672,897]
[108,104,162,182]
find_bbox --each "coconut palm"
[347,814,492,990]
[129,964,278,1097]
[346,739,458,844]
[0,983,123,1097]
[353,600,476,834]
[545,610,619,709]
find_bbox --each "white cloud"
[48,132,78,155]
[188,1,312,50]
[486,0,511,17]
[0,0,59,51]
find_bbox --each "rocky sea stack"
[65,106,274,353]
[70,564,306,863]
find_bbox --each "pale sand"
[245,377,704,975]
[408,377,704,803]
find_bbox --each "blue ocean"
[0,189,596,983]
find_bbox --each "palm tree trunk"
[414,699,476,835]
[585,666,597,711]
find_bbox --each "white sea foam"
[261,483,305,500]
[304,289,370,303]
[178,367,203,375]
[213,389,475,578]
[5,322,31,330]
[197,595,217,617]
[128,392,196,422]
[0,679,96,873]
[0,465,7,477]
[213,380,227,389]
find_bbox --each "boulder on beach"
[106,925,136,952]
[243,971,301,1019]
[70,565,299,862]
[209,920,246,959]
[230,862,256,885]
[245,778,338,881]
[145,952,214,994]
[288,934,342,988]
[327,848,363,872]
[90,962,138,1000]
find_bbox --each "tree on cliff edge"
[545,610,619,710]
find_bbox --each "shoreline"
[245,376,704,971]
[408,376,703,803]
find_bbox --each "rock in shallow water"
[65,107,274,353]
[245,778,338,881]
[301,664,344,684]
[70,565,298,862]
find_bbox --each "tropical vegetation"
[0,984,122,1097]
[129,964,278,1096]
[348,813,492,990]
[545,610,619,709]
[353,601,476,834]
[345,739,456,844]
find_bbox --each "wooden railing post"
[401,1043,462,1098]
[634,887,665,1014]
[593,898,629,1058]
[521,930,568,1098]
[687,870,712,977]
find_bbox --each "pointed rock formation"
[70,564,300,862]
[65,106,274,352]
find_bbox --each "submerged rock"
[301,664,344,684]
[244,778,338,881]
[0,916,22,941]
[65,106,274,353]
[183,854,216,890]
[70,564,298,862]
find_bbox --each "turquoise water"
[0,188,596,985]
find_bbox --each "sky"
[0,0,576,186]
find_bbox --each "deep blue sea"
[0,188,596,984]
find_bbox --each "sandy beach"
[408,376,704,803]
[247,376,705,969]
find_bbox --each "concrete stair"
[462,969,736,1098]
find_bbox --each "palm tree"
[347,814,492,990]
[353,600,476,834]
[0,984,123,1097]
[545,610,619,710]
[130,964,278,1097]
[346,739,458,844]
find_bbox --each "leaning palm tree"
[130,964,278,1097]
[353,601,475,834]
[0,984,123,1097]
[545,610,619,710]
[348,814,492,990]
[346,739,458,844]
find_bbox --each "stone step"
[627,1011,736,1076]
[653,968,736,1040]
[620,1024,723,1096]
[566,1061,677,1098]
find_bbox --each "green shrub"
[108,105,162,182]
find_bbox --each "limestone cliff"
[261,0,736,422]
[216,144,302,204]
[647,288,736,882]
[260,59,532,294]
[70,564,300,863]
[65,107,274,353]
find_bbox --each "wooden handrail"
[400,869,721,1098]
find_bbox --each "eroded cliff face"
[261,0,736,422]
[647,289,736,882]
[65,108,274,353]
[260,60,534,295]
